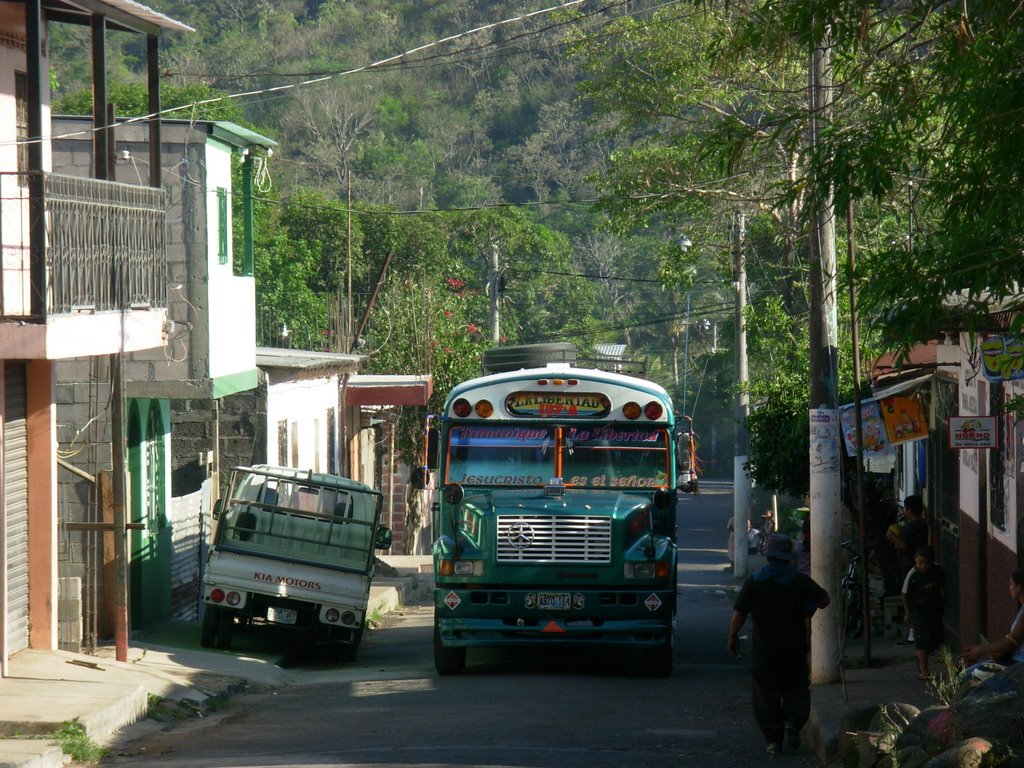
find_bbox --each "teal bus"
[415,353,685,676]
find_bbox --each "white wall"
[265,375,339,472]
[204,137,256,385]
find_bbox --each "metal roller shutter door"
[5,362,28,653]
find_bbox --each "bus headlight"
[630,563,655,578]
[626,562,672,578]
[453,560,481,576]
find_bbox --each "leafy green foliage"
[54,82,245,123]
[50,719,105,762]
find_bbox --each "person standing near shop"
[887,494,929,645]
[727,534,831,755]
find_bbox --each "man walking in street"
[727,533,831,755]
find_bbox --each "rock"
[859,730,883,768]
[897,706,957,754]
[870,702,922,754]
[869,702,921,734]
[934,664,1024,750]
[923,737,992,768]
[840,704,885,764]
[878,746,930,768]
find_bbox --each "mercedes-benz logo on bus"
[506,521,535,550]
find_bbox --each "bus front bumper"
[434,587,676,648]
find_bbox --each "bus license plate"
[538,592,570,610]
[267,607,297,625]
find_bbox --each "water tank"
[481,343,576,374]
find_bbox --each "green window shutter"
[218,187,228,264]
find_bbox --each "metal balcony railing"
[0,171,167,319]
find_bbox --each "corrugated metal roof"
[105,0,192,31]
[256,347,363,372]
[48,0,193,33]
[594,343,627,359]
[210,122,278,150]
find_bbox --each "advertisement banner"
[810,408,840,474]
[839,393,928,455]
[838,400,888,456]
[949,416,998,449]
[980,335,1024,382]
[878,395,928,444]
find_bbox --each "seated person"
[960,568,1024,680]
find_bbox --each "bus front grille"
[495,515,612,563]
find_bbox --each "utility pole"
[488,241,500,343]
[732,212,751,580]
[808,28,842,684]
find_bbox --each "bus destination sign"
[506,391,611,418]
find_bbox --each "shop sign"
[949,416,997,449]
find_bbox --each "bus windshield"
[445,424,671,489]
[447,425,553,487]
[562,426,670,489]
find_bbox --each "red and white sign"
[949,416,998,449]
[444,591,461,610]
[644,593,662,612]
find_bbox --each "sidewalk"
[0,556,433,768]
[806,633,935,766]
[0,554,935,768]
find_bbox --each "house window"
[290,422,299,468]
[15,71,29,185]
[326,408,336,475]
[313,418,321,472]
[277,420,287,465]
[217,187,228,264]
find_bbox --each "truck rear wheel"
[433,619,465,675]
[215,608,234,650]
[200,606,218,648]
[336,628,364,663]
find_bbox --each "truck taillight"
[623,401,641,419]
[209,589,241,605]
[439,560,454,576]
[644,401,663,420]
[453,398,471,417]
[474,399,494,417]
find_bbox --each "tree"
[54,82,245,123]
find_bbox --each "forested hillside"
[48,0,741,473]
[50,0,1024,490]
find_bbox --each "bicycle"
[841,540,865,638]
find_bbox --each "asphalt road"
[100,480,817,768]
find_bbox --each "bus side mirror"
[374,526,393,550]
[676,433,690,470]
[212,498,222,521]
[426,427,439,469]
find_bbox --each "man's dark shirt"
[734,563,828,676]
[900,517,928,566]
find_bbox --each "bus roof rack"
[481,343,576,374]
[575,355,648,376]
